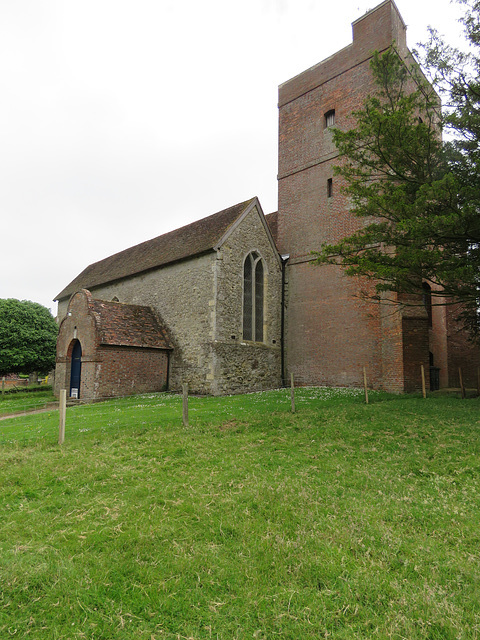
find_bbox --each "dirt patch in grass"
[219,419,246,431]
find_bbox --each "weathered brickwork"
[278,2,407,110]
[283,261,384,387]
[90,346,169,398]
[401,315,430,394]
[445,304,480,389]
[277,3,409,392]
[56,291,99,398]
[276,0,479,393]
[55,290,169,399]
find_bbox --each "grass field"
[0,388,57,418]
[1,388,479,639]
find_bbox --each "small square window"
[325,109,335,128]
[327,178,333,198]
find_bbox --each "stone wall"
[58,253,217,394]
[212,204,282,393]
[57,206,283,395]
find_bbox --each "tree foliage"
[0,299,58,376]
[313,0,480,338]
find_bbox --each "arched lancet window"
[243,252,264,342]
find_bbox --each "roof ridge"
[88,197,257,270]
[55,197,257,301]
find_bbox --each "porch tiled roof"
[89,298,172,349]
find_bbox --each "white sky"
[0,0,466,315]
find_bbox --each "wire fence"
[0,365,477,448]
[0,383,384,447]
[0,392,180,446]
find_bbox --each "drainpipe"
[280,254,289,387]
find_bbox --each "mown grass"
[1,388,479,639]
[0,388,57,417]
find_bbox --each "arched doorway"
[70,340,82,398]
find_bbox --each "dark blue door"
[70,340,82,398]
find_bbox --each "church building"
[54,0,478,400]
[55,198,283,397]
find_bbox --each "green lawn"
[1,388,479,638]
[0,388,57,417]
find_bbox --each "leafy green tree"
[313,0,480,338]
[0,299,58,376]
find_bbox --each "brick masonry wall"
[55,290,169,399]
[278,2,407,109]
[402,316,430,393]
[1,378,29,389]
[284,261,383,387]
[94,346,168,398]
[428,289,450,388]
[277,1,438,393]
[56,291,100,398]
[278,53,395,389]
[445,304,480,388]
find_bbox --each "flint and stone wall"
[57,207,282,395]
[211,205,282,394]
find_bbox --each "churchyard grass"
[1,388,479,638]
[0,388,57,417]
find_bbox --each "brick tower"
[277,1,439,392]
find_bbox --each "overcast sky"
[0,0,466,314]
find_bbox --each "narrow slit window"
[422,282,433,327]
[325,109,335,128]
[327,178,333,198]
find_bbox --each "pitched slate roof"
[55,198,258,301]
[89,297,172,349]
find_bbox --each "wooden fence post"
[1,376,5,396]
[290,373,295,414]
[420,364,426,399]
[58,389,67,445]
[459,367,466,399]
[363,367,369,405]
[182,383,189,427]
